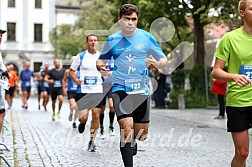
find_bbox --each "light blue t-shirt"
[99,28,165,94]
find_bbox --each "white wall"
[0,0,79,72]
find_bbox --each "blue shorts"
[21,86,31,93]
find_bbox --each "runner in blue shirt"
[62,56,78,129]
[41,63,51,111]
[20,61,34,109]
[100,57,116,138]
[97,4,167,167]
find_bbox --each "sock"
[120,142,133,167]
[100,113,104,128]
[109,111,115,127]
[74,109,78,122]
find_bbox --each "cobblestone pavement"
[0,97,252,167]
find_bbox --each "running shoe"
[68,112,73,121]
[109,126,116,136]
[57,112,61,119]
[100,126,106,139]
[78,123,85,133]
[52,114,56,121]
[100,126,104,135]
[214,115,225,119]
[73,122,77,128]
[88,141,96,152]
[24,104,28,110]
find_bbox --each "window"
[8,0,15,7]
[35,0,42,9]
[34,62,42,73]
[7,22,16,41]
[34,24,42,42]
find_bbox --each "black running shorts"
[112,91,150,123]
[67,91,77,101]
[226,106,252,132]
[76,93,103,110]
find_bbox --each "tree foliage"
[50,0,241,62]
[107,0,241,64]
[49,0,114,59]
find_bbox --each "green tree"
[108,0,240,64]
[50,24,85,58]
[49,0,114,58]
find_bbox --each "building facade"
[0,0,80,73]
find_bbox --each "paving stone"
[0,97,252,166]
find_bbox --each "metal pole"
[204,51,209,106]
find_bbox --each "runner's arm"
[212,58,251,87]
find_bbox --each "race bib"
[239,65,252,80]
[25,81,30,87]
[83,76,97,85]
[43,82,49,87]
[0,79,10,90]
[70,83,77,91]
[125,77,149,95]
[53,80,62,87]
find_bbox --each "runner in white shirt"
[69,34,103,152]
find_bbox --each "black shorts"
[112,91,150,123]
[51,88,63,101]
[21,86,31,93]
[226,106,252,132]
[76,93,103,110]
[67,91,77,101]
[0,109,5,113]
[37,86,42,95]
[5,86,15,97]
[42,87,51,95]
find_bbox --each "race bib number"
[25,81,30,87]
[125,78,149,95]
[53,80,62,87]
[239,65,252,80]
[70,83,77,91]
[43,82,49,87]
[83,76,97,85]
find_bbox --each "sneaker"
[88,141,96,152]
[52,114,56,121]
[43,102,47,111]
[23,104,28,110]
[100,126,104,135]
[73,123,77,128]
[132,140,137,156]
[214,115,225,119]
[78,123,85,133]
[109,127,116,136]
[100,126,106,139]
[57,112,61,119]
[68,112,73,121]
